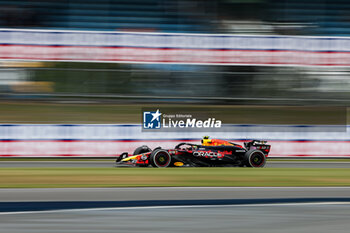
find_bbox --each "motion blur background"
[2,4,350,233]
[0,0,349,124]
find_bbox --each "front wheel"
[150,149,172,168]
[244,150,266,167]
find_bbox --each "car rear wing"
[244,140,271,155]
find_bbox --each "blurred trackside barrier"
[0,124,349,157]
[2,29,350,66]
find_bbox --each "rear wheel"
[150,149,172,168]
[244,150,266,167]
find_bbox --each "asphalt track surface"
[1,203,350,233]
[1,187,350,202]
[1,160,350,168]
[1,160,350,232]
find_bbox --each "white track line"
[1,202,350,215]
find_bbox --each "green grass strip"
[0,167,349,188]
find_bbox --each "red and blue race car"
[116,136,270,167]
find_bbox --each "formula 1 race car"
[116,136,270,168]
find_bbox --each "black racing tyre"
[149,149,172,168]
[133,145,151,155]
[244,149,266,167]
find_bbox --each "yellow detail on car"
[121,155,139,162]
[174,162,184,167]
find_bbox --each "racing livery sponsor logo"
[193,151,223,159]
[218,150,233,155]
